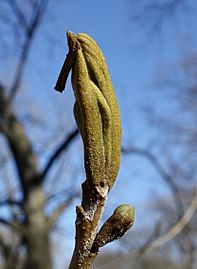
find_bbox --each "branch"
[42,128,79,179]
[0,199,22,207]
[0,218,12,227]
[47,192,80,229]
[8,0,50,102]
[7,0,29,31]
[122,146,184,217]
[145,186,197,252]
[132,0,187,36]
[0,87,39,194]
[0,217,24,232]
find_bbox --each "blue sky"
[1,0,197,268]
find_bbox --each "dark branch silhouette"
[0,199,22,207]
[42,128,79,179]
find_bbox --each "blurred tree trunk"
[24,186,52,269]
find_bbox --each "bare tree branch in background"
[122,146,184,217]
[7,0,50,102]
[0,199,22,207]
[121,142,197,268]
[47,191,80,229]
[124,2,197,268]
[145,186,197,252]
[42,127,79,179]
[130,0,191,35]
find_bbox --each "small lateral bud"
[92,204,134,252]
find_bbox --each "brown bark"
[68,182,105,269]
